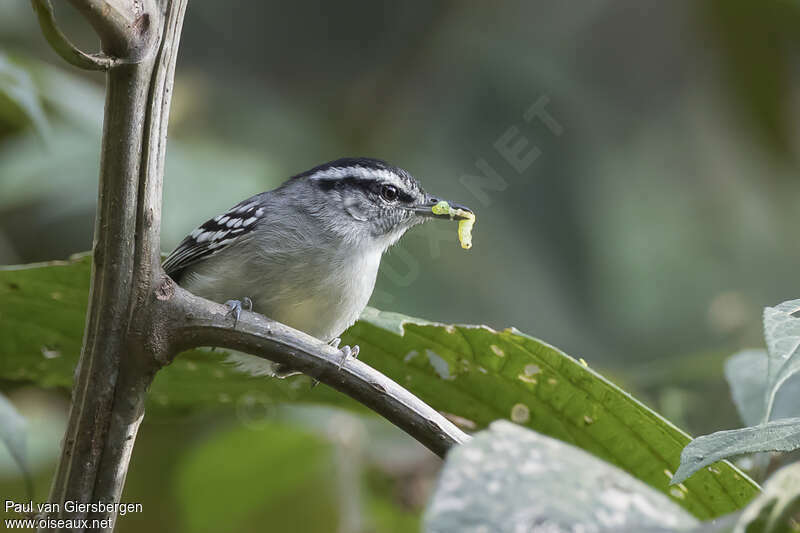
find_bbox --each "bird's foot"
[224,297,253,327]
[309,339,358,388]
[337,344,360,370]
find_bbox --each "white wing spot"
[243,217,258,226]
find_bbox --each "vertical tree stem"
[92,2,188,524]
[40,1,187,531]
[46,61,155,527]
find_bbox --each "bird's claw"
[224,297,253,327]
[309,341,358,388]
[337,344,360,370]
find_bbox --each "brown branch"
[157,281,471,458]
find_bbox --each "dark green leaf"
[0,255,761,519]
[346,310,759,519]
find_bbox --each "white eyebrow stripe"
[310,166,408,191]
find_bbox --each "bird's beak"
[412,197,474,220]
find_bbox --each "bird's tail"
[224,351,301,378]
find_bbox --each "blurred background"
[1,0,800,531]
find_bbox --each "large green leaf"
[0,253,349,412]
[0,254,760,518]
[425,420,699,533]
[347,310,759,519]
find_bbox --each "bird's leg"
[224,297,253,327]
[310,337,349,387]
[309,340,360,388]
[336,344,360,370]
[328,337,360,369]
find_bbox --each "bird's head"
[289,157,473,249]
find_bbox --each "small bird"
[163,157,473,376]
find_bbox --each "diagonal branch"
[157,279,471,457]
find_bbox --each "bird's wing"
[162,197,265,277]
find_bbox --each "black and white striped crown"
[292,157,421,194]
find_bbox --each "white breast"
[181,239,383,343]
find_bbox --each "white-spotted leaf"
[425,421,699,533]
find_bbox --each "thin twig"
[159,281,472,458]
[31,0,122,70]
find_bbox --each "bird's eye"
[380,184,399,202]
